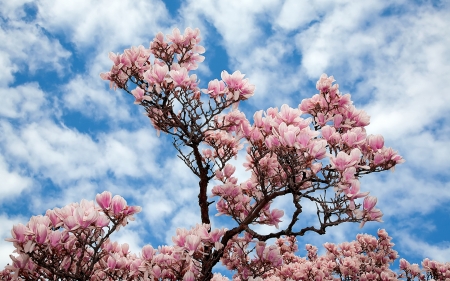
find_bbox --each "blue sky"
[1,0,450,275]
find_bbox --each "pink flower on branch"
[96,191,112,210]
[330,148,362,171]
[221,70,255,101]
[169,67,190,87]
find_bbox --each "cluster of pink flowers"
[220,229,450,281]
[101,27,254,108]
[1,192,231,281]
[2,209,449,281]
[100,45,152,89]
[94,222,228,281]
[208,74,404,231]
[2,192,141,280]
[4,27,443,281]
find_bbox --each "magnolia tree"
[1,28,449,281]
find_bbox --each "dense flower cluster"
[1,192,228,281]
[3,194,447,281]
[2,192,140,280]
[222,229,450,281]
[210,74,404,232]
[3,27,444,281]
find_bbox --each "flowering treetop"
[6,28,447,281]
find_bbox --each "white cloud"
[0,22,70,86]
[182,0,279,52]
[0,120,161,185]
[396,131,450,175]
[294,1,390,79]
[275,0,319,31]
[137,156,200,240]
[0,155,33,200]
[0,0,34,20]
[35,0,170,51]
[0,83,47,119]
[62,75,133,121]
[361,168,450,218]
[109,226,144,257]
[400,233,450,262]
[141,187,177,227]
[234,40,302,107]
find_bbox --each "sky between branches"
[0,0,449,272]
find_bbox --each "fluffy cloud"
[400,233,450,262]
[0,18,70,86]
[181,0,279,51]
[0,83,46,119]
[35,0,170,51]
[0,155,33,200]
[0,121,162,185]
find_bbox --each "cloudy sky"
[1,0,449,275]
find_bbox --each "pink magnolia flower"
[253,110,264,128]
[311,162,322,174]
[221,70,255,100]
[64,216,79,231]
[169,67,190,87]
[111,195,127,216]
[152,265,162,278]
[308,139,327,159]
[123,205,142,217]
[108,52,131,68]
[363,196,378,211]
[34,224,48,244]
[142,245,156,261]
[263,245,282,267]
[45,209,61,228]
[268,209,284,229]
[166,28,184,45]
[131,87,150,104]
[7,223,28,243]
[209,228,225,243]
[107,255,117,270]
[278,104,302,125]
[205,79,226,100]
[96,191,112,210]
[265,135,280,149]
[223,164,236,178]
[255,241,266,259]
[221,70,245,89]
[400,258,410,270]
[145,64,169,84]
[316,73,335,92]
[74,206,99,228]
[333,114,343,128]
[185,234,201,255]
[342,167,356,182]
[172,229,187,247]
[95,215,110,228]
[321,125,335,141]
[183,271,195,281]
[48,231,61,247]
[330,148,361,171]
[367,134,384,150]
[345,180,369,210]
